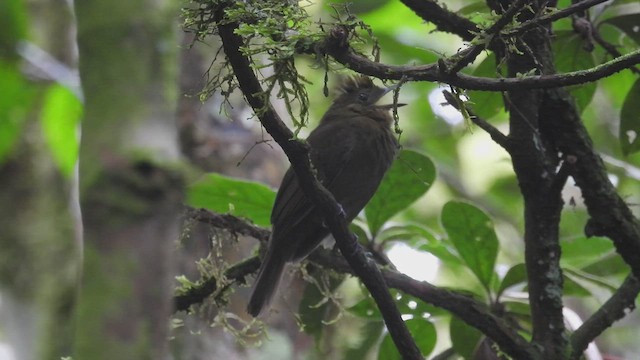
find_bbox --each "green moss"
[182,1,379,134]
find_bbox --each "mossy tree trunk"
[73,1,181,358]
[0,1,79,359]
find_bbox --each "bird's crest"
[337,75,376,95]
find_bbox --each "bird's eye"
[358,92,368,102]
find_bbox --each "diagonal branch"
[399,0,479,41]
[442,90,510,150]
[569,274,640,359]
[446,0,529,74]
[503,0,609,36]
[214,5,422,359]
[399,0,612,74]
[382,271,541,360]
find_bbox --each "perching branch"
[214,4,422,359]
[181,209,541,360]
[175,255,261,312]
[187,208,270,242]
[317,31,640,91]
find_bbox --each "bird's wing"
[270,167,312,230]
[271,116,394,231]
[270,121,355,235]
[313,118,396,218]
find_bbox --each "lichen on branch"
[182,0,383,133]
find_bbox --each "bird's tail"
[247,248,286,317]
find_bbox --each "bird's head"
[326,76,405,123]
[333,76,404,107]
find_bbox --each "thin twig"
[592,26,640,75]
[174,255,262,312]
[447,0,529,74]
[442,90,511,150]
[570,275,640,359]
[502,0,610,36]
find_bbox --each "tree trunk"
[73,1,181,358]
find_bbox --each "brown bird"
[247,76,403,317]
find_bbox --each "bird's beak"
[381,82,402,96]
[376,83,406,109]
[376,103,407,110]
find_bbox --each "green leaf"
[378,223,438,243]
[186,173,276,226]
[620,79,640,155]
[350,222,371,246]
[375,33,440,65]
[378,224,463,265]
[0,61,33,162]
[562,272,593,297]
[560,237,615,269]
[582,253,627,276]
[456,1,489,16]
[441,201,498,289]
[597,3,640,44]
[552,31,597,112]
[394,291,447,318]
[498,263,527,298]
[349,291,446,322]
[378,318,436,360]
[564,267,618,294]
[41,84,82,177]
[503,300,531,318]
[360,0,434,34]
[344,320,384,360]
[365,149,435,236]
[408,318,437,357]
[450,315,482,359]
[378,332,401,360]
[348,295,383,321]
